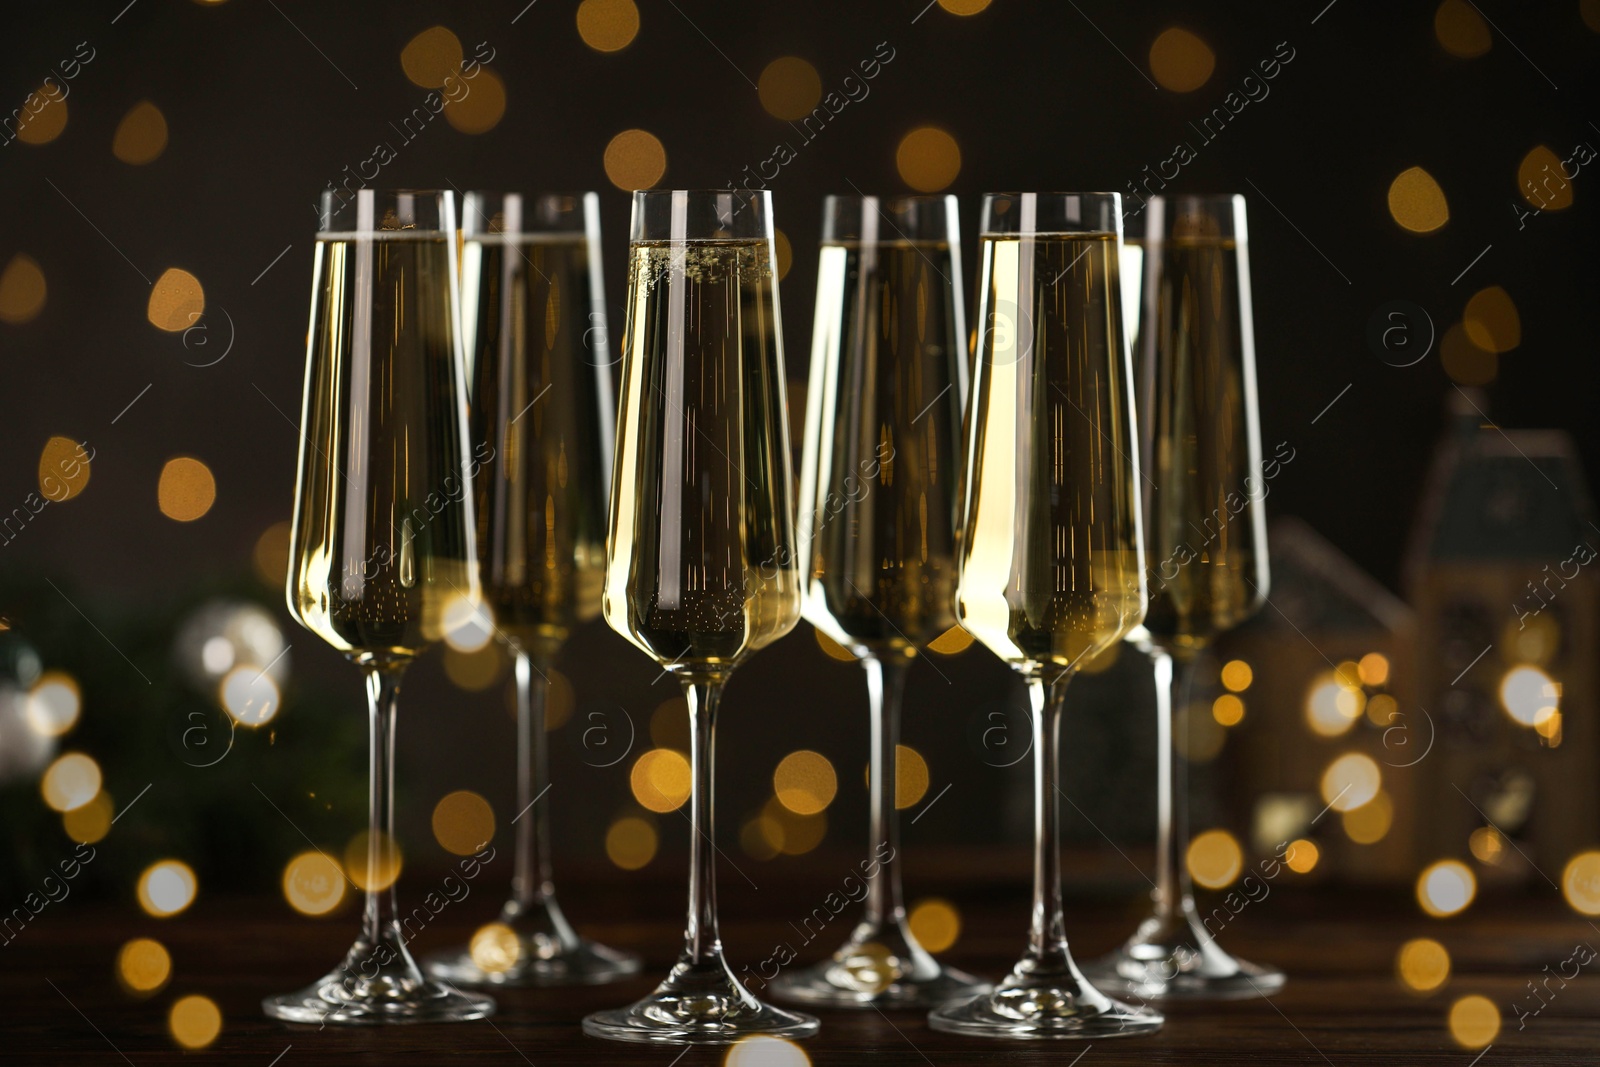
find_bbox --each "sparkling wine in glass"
[581,190,818,1044]
[265,189,494,1025]
[424,192,640,987]
[928,192,1162,1039]
[771,194,987,1008]
[1087,194,1281,1000]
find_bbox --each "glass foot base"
[426,936,640,988]
[1086,941,1286,1001]
[928,962,1162,1040]
[583,957,819,1045]
[769,934,990,1008]
[264,959,494,1025]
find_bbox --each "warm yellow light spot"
[1342,789,1393,845]
[282,850,345,916]
[1468,826,1503,865]
[1417,859,1476,918]
[895,127,961,193]
[1333,660,1361,689]
[0,253,47,324]
[814,629,858,661]
[1220,659,1253,692]
[15,87,68,145]
[545,668,575,730]
[112,101,168,164]
[27,671,82,736]
[938,0,994,13]
[761,796,827,856]
[1174,701,1226,762]
[1322,753,1381,812]
[1499,665,1558,728]
[1187,829,1244,889]
[1536,708,1563,745]
[168,994,222,1049]
[344,831,402,891]
[1079,640,1121,674]
[1396,937,1450,992]
[649,696,690,751]
[1357,652,1390,687]
[432,790,496,855]
[253,520,292,588]
[444,67,506,135]
[1440,321,1497,385]
[605,814,658,869]
[147,267,205,332]
[1305,674,1359,737]
[576,0,640,52]
[758,57,822,121]
[157,457,216,522]
[400,26,464,88]
[1285,838,1320,874]
[470,922,521,974]
[927,625,974,656]
[64,790,113,844]
[1562,850,1600,915]
[1212,694,1245,727]
[1149,27,1215,92]
[38,436,91,502]
[1434,0,1492,57]
[1519,145,1574,211]
[895,744,930,809]
[1503,612,1558,667]
[774,750,838,815]
[631,748,692,813]
[1585,0,1600,32]
[1449,994,1500,1049]
[604,128,667,191]
[444,643,506,692]
[1365,693,1399,727]
[42,752,101,812]
[440,593,494,653]
[907,898,961,953]
[221,666,279,726]
[117,938,171,994]
[138,860,198,917]
[726,1035,812,1067]
[773,229,793,282]
[1387,166,1451,234]
[1462,285,1520,353]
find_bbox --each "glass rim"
[316,188,454,238]
[460,191,599,237]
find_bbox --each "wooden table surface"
[5,877,1597,1066]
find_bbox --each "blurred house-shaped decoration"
[1218,516,1418,883]
[1402,389,1598,886]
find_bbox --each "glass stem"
[1153,648,1198,926]
[512,648,553,909]
[682,679,724,965]
[863,653,911,929]
[1025,672,1072,968]
[362,664,405,950]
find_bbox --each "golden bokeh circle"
[1186,828,1243,889]
[470,921,522,974]
[113,101,168,165]
[1448,994,1500,1049]
[444,642,507,692]
[444,68,506,134]
[147,267,205,332]
[432,790,497,855]
[1440,322,1496,385]
[1462,285,1520,353]
[774,750,838,815]
[1342,788,1394,845]
[1220,659,1253,692]
[252,520,292,587]
[895,127,961,193]
[758,57,823,121]
[117,938,172,994]
[907,898,961,953]
[631,748,692,813]
[344,830,402,891]
[38,436,91,502]
[938,0,994,14]
[1358,652,1390,687]
[1387,166,1450,233]
[1149,28,1215,92]
[282,851,346,916]
[604,129,667,191]
[400,26,464,89]
[1321,752,1381,811]
[168,994,222,1049]
[1212,694,1245,727]
[0,253,47,324]
[64,790,114,844]
[138,859,198,917]
[15,87,68,145]
[577,0,640,52]
[1584,0,1600,32]
[42,751,101,812]
[1561,850,1600,915]
[726,1036,812,1067]
[1434,0,1492,58]
[1417,859,1476,918]
[895,744,930,809]
[650,695,691,750]
[605,814,658,869]
[1518,145,1574,210]
[774,229,794,281]
[1396,937,1450,992]
[1285,838,1320,874]
[158,457,217,522]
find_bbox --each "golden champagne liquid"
[957,233,1146,675]
[288,233,478,662]
[604,240,801,677]
[800,241,964,654]
[1143,236,1268,649]
[461,234,611,661]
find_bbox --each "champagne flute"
[425,192,641,986]
[929,192,1162,1039]
[265,189,494,1024]
[772,195,986,1007]
[1087,194,1281,999]
[582,190,818,1044]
